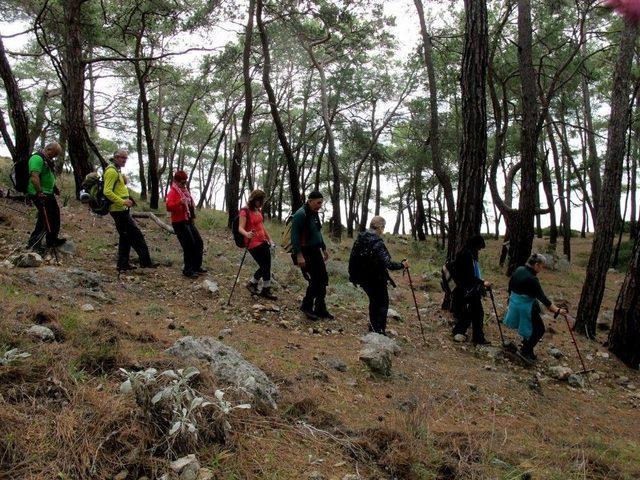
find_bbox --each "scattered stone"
[170,454,199,475]
[196,468,214,480]
[12,252,43,268]
[359,347,392,377]
[387,328,399,337]
[387,308,403,322]
[1,259,14,269]
[453,334,466,343]
[596,351,610,359]
[201,280,219,295]
[325,357,347,372]
[547,365,573,381]
[56,240,77,256]
[345,378,357,387]
[360,332,401,355]
[627,383,637,391]
[311,370,330,382]
[617,376,630,386]
[307,471,326,480]
[25,324,55,342]
[597,310,613,331]
[568,374,586,389]
[81,303,95,312]
[167,336,278,409]
[476,345,502,359]
[549,347,563,359]
[217,328,232,339]
[114,470,129,480]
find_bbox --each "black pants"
[249,241,271,282]
[28,194,60,249]
[300,246,328,312]
[173,221,203,274]
[452,290,487,343]
[110,210,152,269]
[522,310,545,355]
[362,281,389,334]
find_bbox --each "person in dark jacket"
[350,216,408,334]
[451,234,491,345]
[291,191,332,319]
[239,189,277,300]
[503,253,567,361]
[166,170,205,278]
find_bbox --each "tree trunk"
[582,73,601,219]
[136,97,147,200]
[454,0,488,255]
[256,0,302,212]
[608,234,640,369]
[575,21,638,337]
[415,0,456,255]
[62,0,93,196]
[540,147,558,247]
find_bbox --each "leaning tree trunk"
[136,97,147,200]
[227,0,255,227]
[62,0,93,196]
[608,234,640,369]
[0,36,30,164]
[506,0,539,275]
[575,20,638,337]
[256,0,302,212]
[454,0,488,254]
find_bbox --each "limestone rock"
[359,347,392,376]
[25,325,55,342]
[81,303,95,312]
[57,240,77,256]
[201,280,219,295]
[360,332,401,355]
[12,252,43,268]
[547,365,573,381]
[325,357,347,372]
[196,468,214,480]
[167,336,278,409]
[170,455,199,475]
[567,374,585,389]
[387,308,403,322]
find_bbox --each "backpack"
[231,207,250,248]
[10,151,46,193]
[80,165,118,216]
[440,259,457,294]
[280,215,294,253]
[348,233,379,285]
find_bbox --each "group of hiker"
[22,143,568,362]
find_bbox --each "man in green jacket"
[291,190,332,319]
[104,149,155,272]
[27,142,64,252]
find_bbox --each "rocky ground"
[0,194,639,480]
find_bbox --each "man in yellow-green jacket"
[104,149,156,272]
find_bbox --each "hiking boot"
[519,348,537,362]
[140,262,159,269]
[246,281,259,295]
[183,271,198,278]
[315,309,335,320]
[453,333,467,343]
[117,264,137,272]
[301,306,319,320]
[53,238,67,246]
[259,287,278,300]
[196,268,208,274]
[473,338,491,346]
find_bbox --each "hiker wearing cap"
[291,191,332,319]
[238,189,276,300]
[104,149,156,272]
[503,253,568,361]
[26,142,65,252]
[349,216,408,334]
[166,170,205,278]
[451,234,491,345]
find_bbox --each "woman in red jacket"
[166,171,205,278]
[238,189,277,300]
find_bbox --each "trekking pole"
[556,310,593,389]
[227,248,248,306]
[39,196,59,263]
[488,288,507,347]
[404,266,427,345]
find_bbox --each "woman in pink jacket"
[166,171,205,278]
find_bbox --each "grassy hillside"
[0,181,638,479]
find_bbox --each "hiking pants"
[362,281,389,334]
[110,210,152,269]
[173,220,203,274]
[249,241,271,283]
[451,290,487,343]
[521,310,545,355]
[28,194,60,249]
[300,246,328,312]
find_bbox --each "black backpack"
[348,233,379,285]
[440,258,457,294]
[231,207,250,248]
[10,151,46,193]
[80,165,119,216]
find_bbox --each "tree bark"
[608,234,640,369]
[575,21,638,337]
[454,0,488,254]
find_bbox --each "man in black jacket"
[451,235,491,345]
[349,216,408,334]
